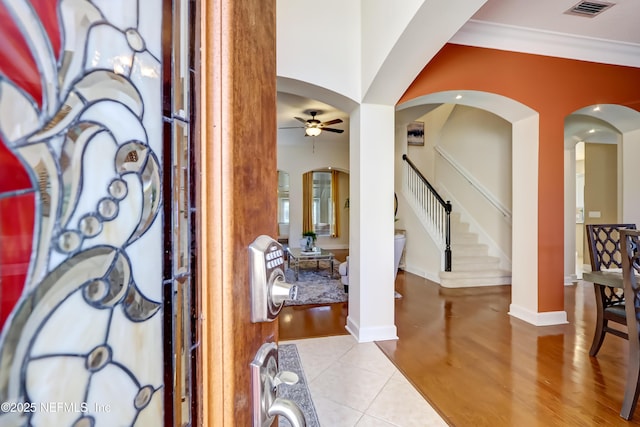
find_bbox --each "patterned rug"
[283,260,402,306]
[284,261,347,306]
[278,344,320,427]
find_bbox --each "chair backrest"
[621,229,640,331]
[586,224,637,271]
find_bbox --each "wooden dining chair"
[619,228,640,420]
[586,223,637,356]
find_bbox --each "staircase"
[439,212,511,288]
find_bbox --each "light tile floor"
[281,335,448,427]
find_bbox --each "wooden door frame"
[197,0,278,425]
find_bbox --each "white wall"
[277,0,486,105]
[277,0,362,103]
[396,207,443,281]
[396,91,550,325]
[277,137,350,249]
[361,0,487,104]
[405,104,453,183]
[277,2,492,338]
[395,104,454,281]
[438,106,512,207]
[621,128,640,225]
[436,105,512,266]
[396,103,513,279]
[361,0,425,96]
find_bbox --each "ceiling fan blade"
[279,126,305,129]
[320,118,342,126]
[294,117,307,124]
[321,127,344,133]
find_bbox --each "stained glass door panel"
[0,0,193,425]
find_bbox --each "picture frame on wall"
[407,121,424,146]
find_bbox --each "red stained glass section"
[0,136,35,329]
[0,1,43,107]
[31,0,62,60]
[0,192,35,330]
[0,137,32,193]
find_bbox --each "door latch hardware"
[250,342,306,427]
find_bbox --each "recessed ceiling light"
[455,94,462,100]
[593,106,601,112]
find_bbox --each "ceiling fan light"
[305,127,322,137]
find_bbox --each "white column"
[346,103,398,342]
[564,146,578,282]
[621,129,640,224]
[509,114,567,326]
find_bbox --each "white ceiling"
[277,0,640,141]
[277,92,349,143]
[472,0,640,44]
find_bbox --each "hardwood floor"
[278,302,349,340]
[279,268,640,426]
[279,249,350,341]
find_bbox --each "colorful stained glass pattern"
[0,0,164,425]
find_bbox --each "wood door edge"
[198,0,225,425]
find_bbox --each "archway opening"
[397,90,553,324]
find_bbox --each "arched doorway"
[563,104,640,279]
[397,90,561,325]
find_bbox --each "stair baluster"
[402,154,452,271]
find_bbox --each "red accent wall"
[399,44,640,313]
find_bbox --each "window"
[303,169,344,237]
[278,170,290,238]
[278,170,290,223]
[312,171,332,236]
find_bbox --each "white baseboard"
[509,304,568,326]
[402,265,441,284]
[346,317,398,343]
[564,274,578,284]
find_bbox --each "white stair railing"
[402,155,452,271]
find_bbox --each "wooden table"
[582,269,640,420]
[583,270,624,289]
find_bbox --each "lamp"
[305,126,321,137]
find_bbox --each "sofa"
[339,233,406,293]
[338,256,349,293]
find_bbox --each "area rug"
[283,260,403,306]
[278,344,320,427]
[284,261,346,306]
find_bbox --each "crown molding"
[449,19,640,68]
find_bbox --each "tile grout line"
[360,367,402,425]
[294,336,445,427]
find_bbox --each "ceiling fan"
[280,111,344,137]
